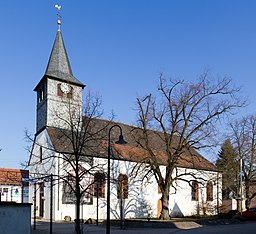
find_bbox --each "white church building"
[28,18,221,221]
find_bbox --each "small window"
[39,146,43,163]
[67,86,73,99]
[117,174,128,199]
[206,181,213,201]
[57,83,63,97]
[3,188,8,193]
[191,181,199,201]
[93,172,106,198]
[38,84,46,103]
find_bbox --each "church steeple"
[45,31,73,79]
[45,31,83,86]
[34,6,84,132]
[43,5,84,87]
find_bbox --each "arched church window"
[206,181,213,201]
[117,174,128,199]
[93,172,105,198]
[191,181,199,201]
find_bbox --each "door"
[39,183,44,217]
[157,199,162,218]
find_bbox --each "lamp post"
[106,125,127,234]
[239,158,243,213]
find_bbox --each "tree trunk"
[236,198,242,213]
[159,191,170,220]
[245,180,251,210]
[75,195,81,234]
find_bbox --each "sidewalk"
[31,220,202,234]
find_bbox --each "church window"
[93,172,105,198]
[62,175,75,204]
[206,181,213,201]
[191,181,199,201]
[62,173,93,205]
[117,174,128,199]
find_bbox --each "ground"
[31,218,254,234]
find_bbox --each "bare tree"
[230,115,256,209]
[28,92,112,234]
[134,72,244,219]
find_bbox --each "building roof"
[37,30,85,89]
[46,118,217,172]
[0,168,29,186]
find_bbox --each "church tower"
[34,12,85,133]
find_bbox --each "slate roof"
[35,31,85,91]
[0,168,29,186]
[46,118,217,172]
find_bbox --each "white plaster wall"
[29,129,56,219]
[47,79,83,130]
[168,168,220,217]
[29,140,221,221]
[0,185,28,203]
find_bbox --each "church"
[28,15,221,221]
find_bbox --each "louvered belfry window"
[57,83,63,97]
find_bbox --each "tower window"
[38,84,46,103]
[57,84,64,97]
[67,86,73,99]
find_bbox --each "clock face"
[60,83,70,94]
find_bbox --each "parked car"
[242,207,256,220]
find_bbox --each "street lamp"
[106,124,127,234]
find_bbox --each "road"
[32,220,256,234]
[175,221,256,234]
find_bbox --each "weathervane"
[55,4,62,31]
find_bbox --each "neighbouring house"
[28,20,221,221]
[0,168,29,203]
[222,180,256,212]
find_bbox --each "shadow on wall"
[170,202,184,218]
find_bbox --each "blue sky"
[1,1,256,168]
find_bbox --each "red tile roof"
[46,118,217,172]
[0,168,29,186]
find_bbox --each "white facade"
[0,185,29,203]
[29,133,221,221]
